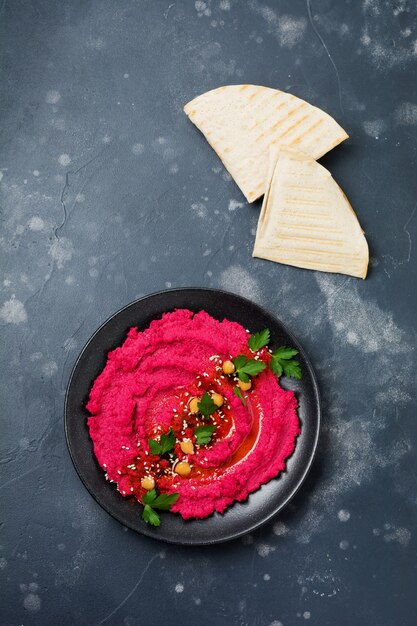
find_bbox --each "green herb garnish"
[248,328,270,352]
[194,424,216,445]
[197,392,217,418]
[148,427,176,456]
[233,386,247,406]
[270,347,302,379]
[141,489,179,526]
[232,354,266,382]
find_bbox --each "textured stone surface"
[1,1,416,624]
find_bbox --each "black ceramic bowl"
[65,288,320,545]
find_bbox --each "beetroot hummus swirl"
[87,309,300,520]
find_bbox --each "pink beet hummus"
[86,309,299,519]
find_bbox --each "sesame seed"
[117,470,122,475]
[130,487,134,492]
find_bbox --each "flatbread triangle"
[253,148,369,279]
[184,85,348,203]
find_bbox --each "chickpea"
[222,360,235,375]
[238,379,251,391]
[175,461,192,477]
[141,476,155,491]
[188,396,200,414]
[211,392,224,408]
[180,439,194,455]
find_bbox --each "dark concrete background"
[1,1,416,624]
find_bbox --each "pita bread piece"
[184,85,348,203]
[253,148,369,279]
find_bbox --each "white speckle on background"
[263,573,271,580]
[256,543,276,557]
[195,0,206,11]
[58,153,71,167]
[86,36,105,50]
[394,102,417,126]
[23,593,41,613]
[0,297,27,324]
[175,583,184,593]
[363,119,386,138]
[102,135,112,144]
[33,170,40,177]
[49,237,74,268]
[220,0,231,9]
[132,143,145,155]
[76,193,85,203]
[228,199,245,211]
[65,275,75,285]
[42,360,58,378]
[219,265,262,301]
[361,33,371,46]
[383,527,411,547]
[50,117,66,131]
[64,337,77,352]
[315,275,408,355]
[0,171,3,181]
[250,3,307,48]
[46,90,61,104]
[194,597,201,605]
[124,73,129,78]
[337,510,350,522]
[273,521,289,536]
[28,216,45,231]
[191,202,207,218]
[269,621,283,626]
[303,611,311,620]
[339,540,349,550]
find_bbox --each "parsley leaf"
[198,392,217,418]
[270,347,302,380]
[194,424,215,445]
[141,489,179,526]
[248,328,270,352]
[148,427,175,456]
[233,386,247,406]
[160,428,176,454]
[233,354,266,382]
[148,439,162,455]
[273,346,299,360]
[142,504,161,526]
[142,489,157,505]
[152,492,179,510]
